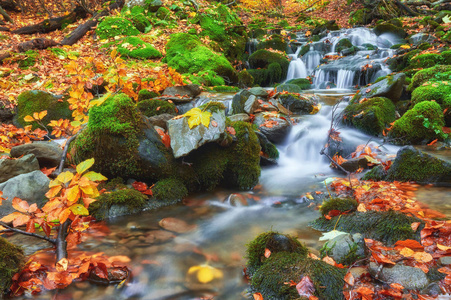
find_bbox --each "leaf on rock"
[296,276,315,297]
[184,108,211,129]
[318,230,347,241]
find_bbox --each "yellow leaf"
[82,171,107,182]
[89,92,112,108]
[24,115,34,122]
[400,45,411,49]
[38,110,47,120]
[111,48,118,59]
[357,203,367,212]
[69,203,89,216]
[56,258,68,272]
[399,247,415,257]
[67,186,80,205]
[437,244,451,251]
[413,251,433,263]
[184,108,212,129]
[57,171,74,184]
[76,158,95,175]
[188,264,223,284]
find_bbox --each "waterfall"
[302,50,321,74]
[336,70,356,89]
[286,59,307,80]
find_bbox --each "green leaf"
[89,91,112,108]
[69,204,89,216]
[443,15,451,23]
[76,158,95,175]
[82,171,108,182]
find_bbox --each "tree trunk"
[0,5,13,23]
[60,0,124,46]
[12,5,87,34]
[56,220,71,262]
[0,0,20,12]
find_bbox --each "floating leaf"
[188,264,223,284]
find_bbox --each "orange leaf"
[264,248,271,258]
[344,272,354,286]
[1,212,24,224]
[427,139,438,146]
[394,240,424,251]
[253,293,263,300]
[59,208,72,224]
[12,197,29,213]
[413,252,433,263]
[372,252,396,265]
[13,214,30,227]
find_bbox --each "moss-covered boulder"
[137,99,177,117]
[409,53,443,69]
[238,70,254,88]
[278,93,316,114]
[248,49,289,86]
[385,146,451,184]
[165,33,237,84]
[129,11,151,32]
[71,93,177,181]
[276,83,303,94]
[286,78,312,90]
[351,73,405,103]
[96,16,140,39]
[137,89,159,102]
[388,101,445,144]
[153,178,188,202]
[117,36,161,59]
[374,22,407,39]
[15,90,72,130]
[343,97,396,136]
[408,65,451,91]
[335,38,353,53]
[257,34,288,52]
[89,188,148,220]
[410,82,451,126]
[187,70,225,86]
[0,237,24,295]
[311,210,424,246]
[319,197,359,216]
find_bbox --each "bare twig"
[0,221,56,244]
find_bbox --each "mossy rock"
[286,78,312,90]
[138,89,159,101]
[207,85,240,93]
[16,90,72,130]
[387,49,421,72]
[137,99,177,117]
[71,93,177,180]
[319,197,358,216]
[250,252,346,299]
[238,70,254,88]
[409,53,443,69]
[388,101,446,144]
[117,36,162,59]
[245,231,309,277]
[408,65,451,91]
[165,33,238,84]
[187,70,225,86]
[89,188,148,220]
[384,146,451,184]
[96,16,140,39]
[248,50,289,86]
[257,34,288,52]
[349,8,372,25]
[129,12,151,32]
[278,93,315,114]
[343,97,396,136]
[311,210,424,245]
[153,178,188,202]
[411,82,451,126]
[0,237,24,294]
[155,7,171,19]
[335,38,353,53]
[276,83,302,94]
[374,23,407,39]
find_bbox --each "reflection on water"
[416,186,451,218]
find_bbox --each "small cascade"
[286,27,400,89]
[176,94,233,115]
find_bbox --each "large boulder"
[408,65,451,91]
[254,113,292,144]
[0,170,50,216]
[70,94,177,181]
[161,84,202,101]
[165,33,238,84]
[343,97,396,136]
[374,22,407,39]
[15,90,72,130]
[278,93,316,114]
[0,154,40,183]
[167,102,228,158]
[248,49,290,86]
[352,73,406,103]
[10,141,62,168]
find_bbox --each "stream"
[9,27,451,299]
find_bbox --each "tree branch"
[0,221,56,244]
[56,220,71,262]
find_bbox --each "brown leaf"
[296,276,315,297]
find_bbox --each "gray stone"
[408,33,436,45]
[167,107,227,158]
[278,93,315,114]
[10,141,62,168]
[439,256,451,265]
[369,262,429,290]
[0,154,40,183]
[254,113,292,144]
[276,83,303,94]
[231,90,252,114]
[161,84,201,102]
[145,113,174,130]
[244,95,259,114]
[0,170,50,217]
[228,113,251,123]
[248,87,268,98]
[354,73,406,103]
[340,157,371,173]
[327,233,365,265]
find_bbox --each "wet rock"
[142,230,176,244]
[0,170,50,216]
[409,33,436,45]
[368,262,429,289]
[340,157,373,172]
[231,89,252,114]
[0,103,14,123]
[0,237,24,293]
[374,22,407,39]
[255,131,279,163]
[278,93,315,114]
[228,113,250,123]
[159,217,197,233]
[249,87,268,98]
[276,83,302,94]
[254,113,292,144]
[353,73,406,103]
[0,154,40,183]
[167,104,227,158]
[10,141,62,168]
[161,84,202,102]
[325,233,365,265]
[244,95,259,114]
[145,114,174,130]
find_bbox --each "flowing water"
[9,27,451,299]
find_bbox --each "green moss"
[286,78,312,90]
[311,210,424,245]
[138,89,159,101]
[137,99,176,117]
[16,90,72,130]
[335,38,353,53]
[251,252,346,299]
[257,34,288,52]
[248,50,289,86]
[238,70,254,88]
[96,16,140,39]
[319,197,358,216]
[343,97,396,136]
[362,165,387,181]
[389,101,445,144]
[374,23,407,38]
[246,231,309,277]
[205,85,240,93]
[156,7,171,19]
[50,47,68,59]
[117,36,162,59]
[408,65,451,91]
[349,9,371,25]
[0,237,24,293]
[187,70,225,86]
[409,53,443,69]
[89,188,147,220]
[261,139,279,159]
[411,82,451,118]
[165,32,237,83]
[17,50,38,69]
[153,178,188,202]
[249,49,289,73]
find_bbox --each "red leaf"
[132,181,148,192]
[296,276,315,297]
[226,126,236,135]
[427,139,438,146]
[344,272,354,286]
[372,252,395,265]
[264,248,271,258]
[394,239,424,251]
